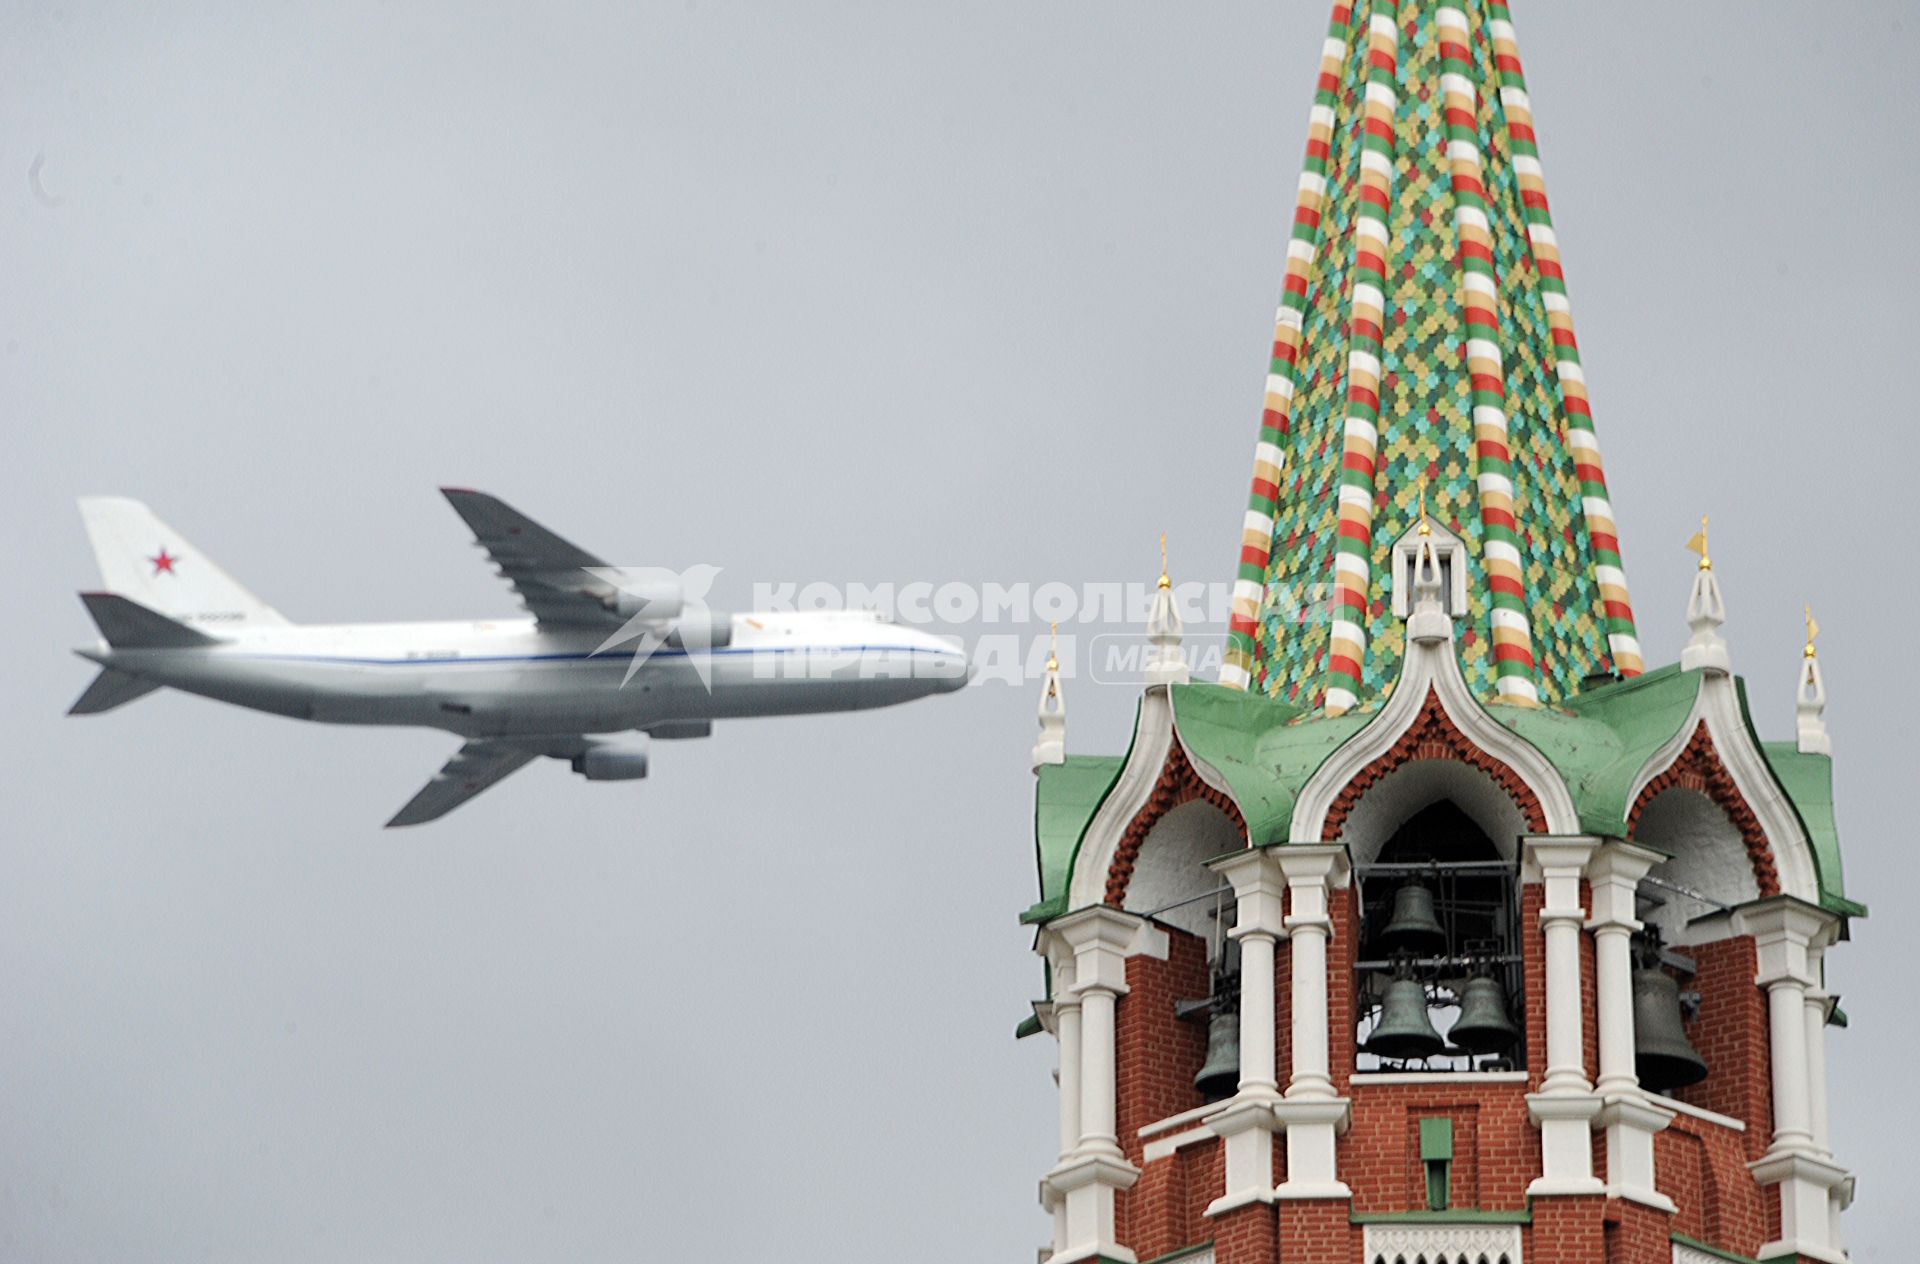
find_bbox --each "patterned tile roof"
[1221,0,1642,713]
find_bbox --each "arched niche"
[1122,798,1243,941]
[1633,786,1762,945]
[1337,759,1532,1073]
[1337,758,1533,868]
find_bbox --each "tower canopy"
[1221,0,1642,713]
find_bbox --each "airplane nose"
[936,651,972,692]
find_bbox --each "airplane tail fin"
[78,592,221,649]
[77,497,288,628]
[67,668,161,715]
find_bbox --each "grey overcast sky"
[3,2,1916,1260]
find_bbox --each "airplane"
[68,489,971,826]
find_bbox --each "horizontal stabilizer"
[79,592,220,649]
[67,668,161,715]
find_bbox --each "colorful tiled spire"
[1221,0,1641,712]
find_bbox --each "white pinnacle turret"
[1032,623,1066,773]
[1144,533,1189,686]
[1680,515,1730,675]
[1796,605,1830,756]
[1405,501,1451,646]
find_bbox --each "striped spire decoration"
[1485,4,1643,678]
[1437,3,1539,706]
[1224,3,1357,694]
[1221,0,1642,711]
[1322,6,1402,715]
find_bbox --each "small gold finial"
[1158,531,1171,590]
[1685,515,1711,571]
[1046,621,1059,673]
[1416,480,1432,537]
[1804,605,1819,660]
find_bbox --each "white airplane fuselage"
[80,610,970,739]
[71,490,972,824]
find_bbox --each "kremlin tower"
[1017,4,1858,1264]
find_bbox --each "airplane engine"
[571,739,649,781]
[665,612,733,649]
[606,577,683,622]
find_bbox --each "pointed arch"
[1322,688,1547,843]
[1630,721,1780,898]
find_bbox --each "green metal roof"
[1169,681,1366,845]
[1025,666,1857,922]
[1761,741,1859,917]
[1022,754,1126,926]
[1493,663,1701,838]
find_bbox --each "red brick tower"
[1017,6,1859,1264]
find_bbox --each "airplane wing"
[386,739,540,828]
[440,488,622,629]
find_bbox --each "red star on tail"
[149,547,179,576]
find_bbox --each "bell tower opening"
[1354,802,1526,1074]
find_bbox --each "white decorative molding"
[1390,518,1470,618]
[1362,1222,1523,1264]
[1288,592,1579,843]
[1624,673,1821,905]
[1142,1125,1216,1164]
[1065,689,1176,912]
[1661,1095,1747,1134]
[1137,1100,1223,1140]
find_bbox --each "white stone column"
[1044,906,1144,1264]
[1523,837,1604,1197]
[1803,944,1833,1160]
[1586,841,1675,1211]
[1037,935,1084,1257]
[1804,964,1846,1257]
[1272,844,1352,1200]
[1202,847,1287,1215]
[1736,896,1850,1264]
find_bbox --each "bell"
[1193,1009,1241,1102]
[1365,976,1445,1061]
[1378,880,1447,954]
[1448,972,1520,1054]
[1632,967,1708,1091]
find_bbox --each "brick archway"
[1321,688,1547,842]
[1103,740,1247,908]
[1629,721,1781,897]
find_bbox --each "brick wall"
[1210,1198,1276,1264]
[1603,1197,1673,1264]
[1341,1083,1536,1212]
[1274,1198,1352,1264]
[1116,927,1211,1166]
[1521,883,1547,1087]
[1657,1113,1765,1258]
[1326,886,1357,1095]
[1115,926,1211,1253]
[1677,937,1771,1162]
[1095,885,1782,1263]
[1529,1194,1606,1264]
